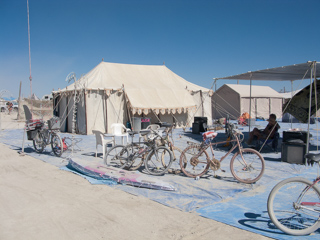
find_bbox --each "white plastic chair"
[145,124,163,140]
[111,123,130,145]
[146,124,160,131]
[92,130,115,159]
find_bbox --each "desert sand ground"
[0,113,271,240]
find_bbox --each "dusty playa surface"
[0,113,271,240]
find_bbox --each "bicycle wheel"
[51,133,63,157]
[180,144,210,178]
[33,130,45,153]
[230,148,265,183]
[267,177,320,235]
[105,145,130,169]
[144,146,173,175]
[168,146,186,171]
[125,143,146,171]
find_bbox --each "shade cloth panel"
[284,79,320,123]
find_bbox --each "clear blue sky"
[1,0,319,99]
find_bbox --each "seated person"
[247,114,280,145]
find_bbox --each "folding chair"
[256,128,280,152]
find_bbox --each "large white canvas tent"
[53,62,213,134]
[213,84,283,120]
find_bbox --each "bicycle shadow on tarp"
[238,212,320,240]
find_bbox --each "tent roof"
[62,62,208,91]
[221,84,283,98]
[56,62,211,111]
[215,61,320,81]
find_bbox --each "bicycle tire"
[104,145,130,169]
[51,133,63,157]
[179,144,210,178]
[168,146,186,171]
[230,148,265,183]
[144,146,173,176]
[33,130,45,153]
[267,177,320,235]
[126,143,146,171]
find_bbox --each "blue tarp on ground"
[1,120,320,240]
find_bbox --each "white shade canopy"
[215,61,320,81]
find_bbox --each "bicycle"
[158,123,185,174]
[31,117,64,157]
[179,123,265,183]
[104,128,173,176]
[267,153,320,236]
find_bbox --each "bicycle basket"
[26,130,37,140]
[47,117,60,130]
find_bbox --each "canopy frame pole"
[249,73,253,133]
[313,74,318,152]
[290,80,293,129]
[214,79,217,126]
[306,62,315,158]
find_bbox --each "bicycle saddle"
[139,130,151,136]
[128,131,139,136]
[305,153,320,166]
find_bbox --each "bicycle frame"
[40,128,59,146]
[125,131,159,164]
[204,130,246,165]
[298,177,320,213]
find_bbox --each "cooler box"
[281,139,306,164]
[283,131,308,143]
[192,122,200,134]
[193,117,207,133]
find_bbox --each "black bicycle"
[32,117,64,157]
[104,129,173,176]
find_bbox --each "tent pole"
[200,90,204,116]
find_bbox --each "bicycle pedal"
[220,169,226,173]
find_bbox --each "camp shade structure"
[52,62,214,134]
[214,61,320,157]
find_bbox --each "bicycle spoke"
[180,145,209,178]
[230,148,265,183]
[145,147,172,175]
[105,145,130,169]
